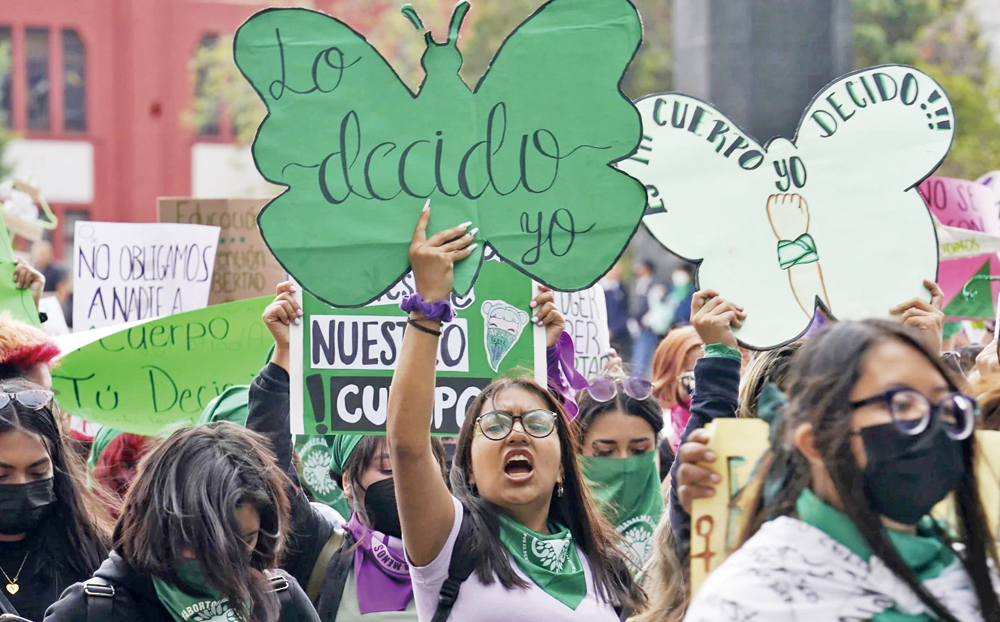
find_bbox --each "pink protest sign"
[918,176,1000,319]
[917,176,999,234]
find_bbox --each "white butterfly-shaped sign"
[618,65,953,349]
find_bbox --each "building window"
[63,29,86,132]
[0,27,11,128]
[194,34,221,136]
[26,27,50,131]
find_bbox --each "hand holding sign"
[234,0,646,308]
[619,66,952,349]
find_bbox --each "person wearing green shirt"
[686,319,1000,621]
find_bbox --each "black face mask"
[859,423,966,525]
[0,478,57,535]
[363,478,401,539]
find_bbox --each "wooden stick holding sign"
[689,418,770,593]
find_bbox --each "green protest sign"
[233,0,646,308]
[290,256,544,435]
[52,297,272,436]
[0,216,40,327]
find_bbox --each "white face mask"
[672,271,691,287]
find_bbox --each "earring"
[557,482,564,497]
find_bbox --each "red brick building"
[0,0,299,260]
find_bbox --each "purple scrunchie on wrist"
[547,332,591,420]
[400,293,456,322]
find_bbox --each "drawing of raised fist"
[766,193,810,240]
[766,193,831,318]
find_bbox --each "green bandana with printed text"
[498,514,587,610]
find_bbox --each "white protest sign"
[38,295,69,336]
[618,65,952,349]
[73,222,220,330]
[556,285,611,378]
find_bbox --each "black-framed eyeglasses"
[586,377,653,402]
[0,390,53,411]
[849,388,977,440]
[475,410,558,441]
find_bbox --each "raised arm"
[388,203,476,566]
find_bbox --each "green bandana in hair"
[296,436,351,517]
[152,559,238,622]
[776,233,820,269]
[87,425,122,470]
[580,451,662,571]
[329,434,365,475]
[498,514,587,610]
[197,385,250,427]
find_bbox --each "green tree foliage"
[854,0,1000,178]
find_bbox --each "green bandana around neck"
[776,233,820,269]
[579,451,663,571]
[152,559,238,622]
[497,514,587,610]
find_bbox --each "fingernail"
[532,315,538,323]
[530,300,538,308]
[422,199,430,212]
[467,243,478,252]
[459,221,472,229]
[705,451,716,461]
[468,227,479,238]
[297,309,304,317]
[294,317,301,325]
[710,473,721,483]
[290,286,297,292]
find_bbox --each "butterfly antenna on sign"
[447,1,471,46]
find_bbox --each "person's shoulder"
[272,569,321,622]
[43,581,93,622]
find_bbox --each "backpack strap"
[431,511,476,622]
[315,536,356,621]
[307,528,345,603]
[83,577,116,622]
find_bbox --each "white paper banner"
[556,285,611,378]
[72,222,220,330]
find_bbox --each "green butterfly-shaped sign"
[234,0,645,307]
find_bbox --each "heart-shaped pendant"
[5,583,17,595]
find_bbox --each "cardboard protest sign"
[52,297,272,436]
[978,170,1000,214]
[555,285,611,378]
[0,216,40,327]
[289,256,544,435]
[233,0,646,308]
[918,176,1000,320]
[158,198,286,305]
[689,418,770,593]
[618,66,952,349]
[72,222,221,330]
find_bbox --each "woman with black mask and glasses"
[386,207,644,621]
[572,377,664,574]
[687,320,1000,622]
[0,378,111,621]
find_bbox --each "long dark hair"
[450,376,646,612]
[116,423,291,622]
[573,377,664,447]
[742,321,1000,622]
[0,378,111,579]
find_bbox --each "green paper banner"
[290,257,544,435]
[52,297,272,436]
[233,0,646,308]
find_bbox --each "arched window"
[63,28,86,132]
[26,27,49,131]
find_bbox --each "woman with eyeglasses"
[573,377,664,573]
[649,327,703,479]
[0,378,111,621]
[386,207,645,621]
[686,320,1000,621]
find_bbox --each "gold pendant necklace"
[0,550,29,595]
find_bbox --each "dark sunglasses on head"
[586,377,653,402]
[849,388,977,441]
[476,409,558,441]
[0,390,54,411]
